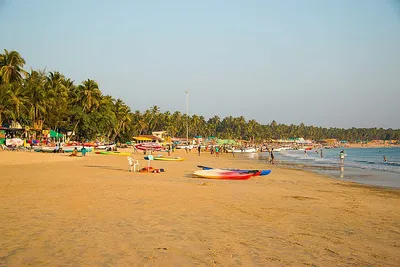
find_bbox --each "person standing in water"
[270,148,275,164]
[339,150,345,165]
[383,156,387,163]
[320,149,323,158]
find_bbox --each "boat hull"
[193,169,256,180]
[135,143,163,151]
[227,148,257,153]
[197,166,271,176]
[154,156,184,161]
[95,144,116,150]
[95,151,131,156]
[63,146,93,153]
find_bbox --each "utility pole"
[186,90,189,146]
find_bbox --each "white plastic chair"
[146,155,154,168]
[127,157,139,172]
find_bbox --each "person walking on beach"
[197,144,201,156]
[270,148,275,164]
[232,147,235,158]
[167,144,171,156]
[339,150,345,165]
[81,146,87,156]
[215,146,220,157]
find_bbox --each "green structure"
[0,130,5,145]
[217,139,239,146]
[50,130,63,139]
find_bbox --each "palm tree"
[159,111,171,132]
[76,79,102,113]
[131,110,145,136]
[111,99,132,141]
[190,114,207,137]
[207,115,220,137]
[69,79,102,139]
[8,83,27,123]
[0,49,28,84]
[246,119,260,143]
[148,105,160,133]
[46,71,68,129]
[24,70,48,128]
[170,111,183,136]
[0,84,12,124]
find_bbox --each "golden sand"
[0,149,399,266]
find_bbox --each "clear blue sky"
[1,0,399,128]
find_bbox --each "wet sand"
[0,149,399,266]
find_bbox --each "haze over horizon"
[1,0,399,129]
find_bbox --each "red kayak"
[193,169,260,180]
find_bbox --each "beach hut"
[132,135,162,144]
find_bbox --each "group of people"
[194,144,232,157]
[313,149,323,158]
[208,145,221,157]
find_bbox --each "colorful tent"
[50,130,63,138]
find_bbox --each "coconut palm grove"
[1,49,399,143]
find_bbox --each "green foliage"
[0,49,399,142]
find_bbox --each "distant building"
[152,131,168,141]
[132,135,162,144]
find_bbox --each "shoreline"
[1,150,399,266]
[262,147,400,189]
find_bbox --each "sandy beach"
[0,149,399,266]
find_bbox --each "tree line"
[1,49,399,143]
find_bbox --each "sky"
[1,0,399,129]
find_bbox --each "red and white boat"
[135,142,163,151]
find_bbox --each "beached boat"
[33,146,57,153]
[227,147,257,153]
[135,142,163,151]
[33,146,93,153]
[95,151,131,156]
[153,156,184,161]
[95,144,116,150]
[193,169,258,180]
[176,144,194,150]
[197,165,271,176]
[62,146,93,153]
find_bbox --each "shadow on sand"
[84,165,126,172]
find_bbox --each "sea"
[254,147,400,188]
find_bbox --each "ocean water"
[256,147,400,188]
